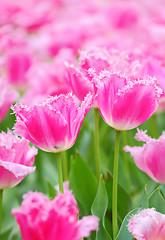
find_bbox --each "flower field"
[0,0,165,239]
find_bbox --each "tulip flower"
[12,191,99,240]
[6,48,32,90]
[66,48,141,105]
[12,92,92,193]
[124,128,165,183]
[128,208,165,240]
[0,130,37,190]
[12,93,92,153]
[95,71,162,130]
[0,130,37,235]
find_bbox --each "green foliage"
[45,178,57,200]
[69,151,98,215]
[91,175,112,240]
[149,188,165,214]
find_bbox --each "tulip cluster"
[0,0,165,240]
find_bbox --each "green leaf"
[149,187,165,214]
[91,175,112,240]
[0,227,13,240]
[115,208,140,240]
[0,224,21,240]
[69,151,98,215]
[45,178,57,200]
[159,184,165,199]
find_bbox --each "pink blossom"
[66,48,142,104]
[128,208,165,240]
[5,48,32,90]
[0,130,37,189]
[124,128,165,183]
[105,1,141,30]
[94,72,162,130]
[66,48,114,103]
[140,57,165,113]
[0,0,54,30]
[12,93,92,152]
[12,191,99,240]
[0,81,18,123]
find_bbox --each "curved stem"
[94,108,101,180]
[62,151,68,181]
[112,130,120,240]
[56,153,64,194]
[0,189,3,236]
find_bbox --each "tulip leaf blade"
[69,151,98,215]
[115,208,140,240]
[91,175,112,240]
[149,187,165,214]
[45,178,57,200]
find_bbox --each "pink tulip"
[94,72,162,130]
[128,208,165,240]
[0,81,18,123]
[12,93,92,152]
[124,128,165,183]
[140,57,165,113]
[6,48,32,89]
[66,48,142,104]
[0,130,37,189]
[66,48,114,103]
[12,191,99,240]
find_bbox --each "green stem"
[150,114,157,139]
[56,153,64,193]
[122,131,131,191]
[112,130,120,240]
[94,108,101,180]
[0,189,3,237]
[62,151,68,181]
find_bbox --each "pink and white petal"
[73,216,99,239]
[95,79,114,127]
[24,146,38,166]
[124,146,145,172]
[69,93,93,145]
[112,84,158,130]
[135,128,152,143]
[142,140,165,183]
[30,105,68,152]
[0,160,35,189]
[95,74,126,128]
[12,139,37,165]
[79,48,111,74]
[13,104,68,152]
[128,208,165,240]
[0,145,15,163]
[66,64,93,102]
